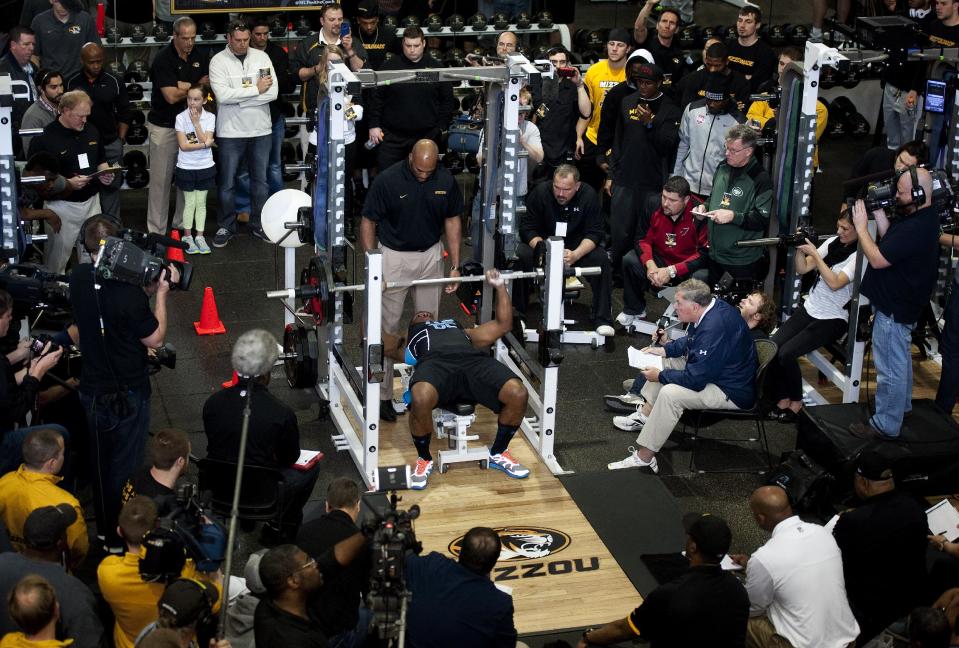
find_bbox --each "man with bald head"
[361,139,464,422]
[731,486,859,648]
[67,41,132,221]
[850,165,940,439]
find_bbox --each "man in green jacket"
[696,123,773,286]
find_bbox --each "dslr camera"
[95,230,193,290]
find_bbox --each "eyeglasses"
[296,557,317,572]
[726,144,752,154]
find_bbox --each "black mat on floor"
[559,470,686,597]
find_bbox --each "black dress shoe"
[381,399,397,422]
[848,422,890,440]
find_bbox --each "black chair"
[683,338,778,475]
[197,457,282,522]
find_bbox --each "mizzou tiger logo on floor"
[448,526,572,562]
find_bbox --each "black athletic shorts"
[409,355,518,413]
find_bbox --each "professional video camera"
[364,491,422,643]
[139,482,227,583]
[0,264,70,312]
[713,272,760,306]
[864,168,957,224]
[95,231,193,291]
[736,224,821,249]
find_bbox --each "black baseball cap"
[633,63,664,81]
[159,579,219,627]
[683,512,733,562]
[23,504,77,550]
[607,27,632,45]
[704,72,730,101]
[356,0,379,18]
[855,450,894,481]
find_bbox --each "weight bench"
[432,402,489,473]
[524,276,609,348]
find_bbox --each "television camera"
[363,490,422,644]
[95,230,193,291]
[864,167,957,228]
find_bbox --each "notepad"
[926,499,959,542]
[627,345,663,370]
[293,449,324,471]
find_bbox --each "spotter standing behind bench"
[385,270,530,490]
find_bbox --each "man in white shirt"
[208,20,278,247]
[730,486,859,648]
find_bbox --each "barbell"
[266,263,602,328]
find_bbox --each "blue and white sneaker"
[410,458,433,490]
[488,449,530,479]
[194,235,211,254]
[182,235,200,255]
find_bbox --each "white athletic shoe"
[410,458,433,490]
[622,378,635,392]
[194,235,211,254]
[607,446,659,472]
[596,324,615,337]
[615,311,646,327]
[182,235,200,255]
[604,392,644,413]
[613,406,648,432]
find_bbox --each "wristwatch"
[582,627,596,645]
[668,265,676,279]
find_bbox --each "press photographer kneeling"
[68,216,181,551]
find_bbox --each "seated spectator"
[0,289,66,475]
[766,209,859,422]
[832,452,928,644]
[0,428,86,568]
[730,486,859,648]
[697,124,772,286]
[255,535,366,648]
[0,506,103,648]
[607,279,758,473]
[610,293,773,415]
[99,496,220,648]
[120,428,191,517]
[676,41,751,112]
[747,46,828,170]
[512,164,614,337]
[577,514,749,647]
[20,69,63,155]
[405,527,518,647]
[295,478,371,647]
[19,153,72,237]
[616,176,707,328]
[203,330,320,543]
[225,550,268,648]
[674,73,746,199]
[1,574,71,648]
[135,578,227,648]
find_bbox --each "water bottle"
[364,138,378,150]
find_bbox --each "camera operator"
[766,208,859,423]
[850,166,940,440]
[68,216,179,551]
[404,526,518,647]
[0,288,66,476]
[294,478,371,648]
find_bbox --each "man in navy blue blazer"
[608,278,758,473]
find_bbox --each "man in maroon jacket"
[617,176,708,327]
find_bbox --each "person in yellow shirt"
[0,428,86,569]
[576,27,632,190]
[746,46,828,169]
[98,496,221,648]
[1,574,73,648]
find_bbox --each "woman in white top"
[768,209,860,421]
[174,84,216,254]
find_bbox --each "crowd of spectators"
[5,0,959,647]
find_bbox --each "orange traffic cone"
[222,371,238,389]
[194,286,226,335]
[167,230,186,263]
